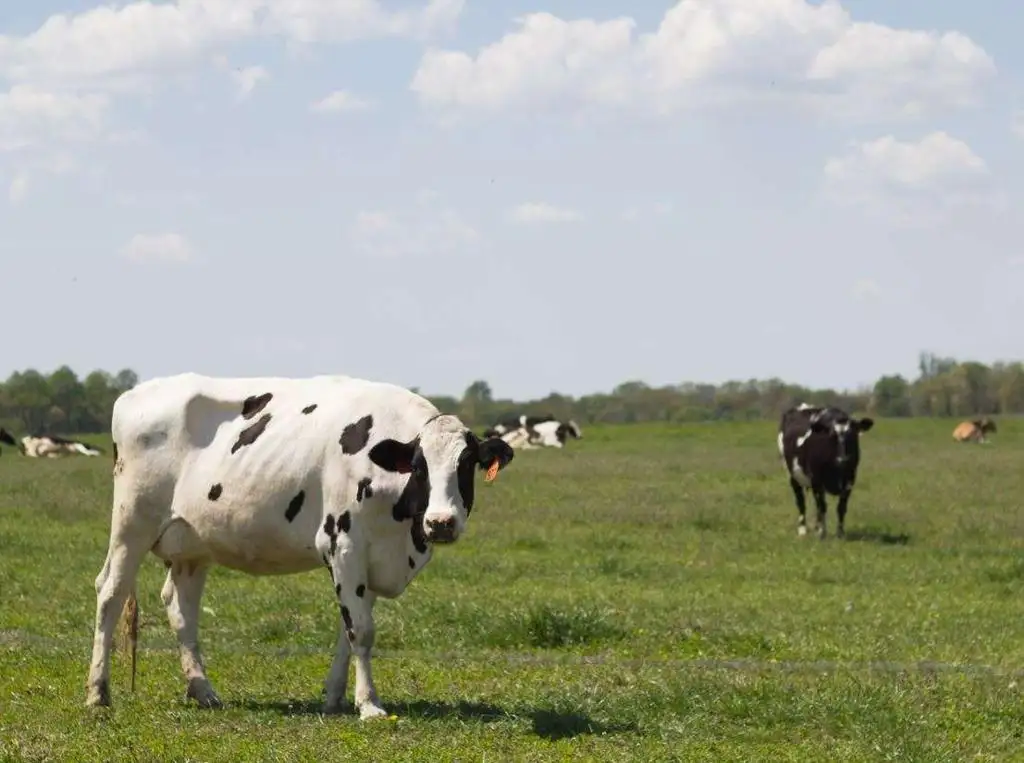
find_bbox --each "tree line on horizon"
[0,353,1019,436]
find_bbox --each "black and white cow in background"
[777,403,874,539]
[0,427,16,454]
[20,433,104,458]
[482,415,582,449]
[85,372,515,719]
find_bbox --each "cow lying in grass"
[20,433,103,457]
[777,403,874,539]
[482,415,582,449]
[952,418,996,444]
[85,373,515,719]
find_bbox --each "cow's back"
[112,372,440,575]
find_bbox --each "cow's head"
[809,412,874,464]
[367,414,514,544]
[561,420,582,440]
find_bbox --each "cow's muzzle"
[424,515,459,544]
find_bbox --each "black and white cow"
[0,427,16,454]
[85,373,515,719]
[482,415,582,450]
[777,403,874,539]
[20,433,104,458]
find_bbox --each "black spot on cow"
[408,556,415,569]
[302,404,317,415]
[340,605,354,641]
[112,442,118,463]
[356,477,373,502]
[339,510,351,533]
[339,414,374,455]
[208,483,223,501]
[335,583,341,598]
[285,490,305,522]
[231,413,271,454]
[241,392,273,420]
[323,515,339,555]
[383,438,427,523]
[410,522,428,554]
[164,560,172,570]
[356,584,366,598]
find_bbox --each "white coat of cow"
[84,373,514,719]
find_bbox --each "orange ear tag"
[484,458,500,482]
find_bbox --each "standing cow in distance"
[85,372,515,719]
[952,418,997,444]
[482,415,582,449]
[777,403,874,539]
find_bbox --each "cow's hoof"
[358,703,388,721]
[186,679,223,709]
[323,698,352,716]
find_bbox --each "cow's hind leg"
[790,478,809,537]
[161,561,221,708]
[812,488,828,540]
[86,525,154,707]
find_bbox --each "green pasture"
[1,418,1023,761]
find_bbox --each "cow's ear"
[477,437,514,472]
[855,417,874,433]
[368,439,416,473]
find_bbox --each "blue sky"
[1,0,1021,400]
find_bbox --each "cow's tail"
[116,588,139,692]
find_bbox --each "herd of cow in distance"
[0,371,999,719]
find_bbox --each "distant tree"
[871,375,912,417]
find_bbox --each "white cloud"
[823,131,996,222]
[120,232,194,263]
[310,90,373,114]
[0,1,462,88]
[1013,110,1024,139]
[825,131,987,189]
[410,1,995,123]
[230,65,269,100]
[8,172,28,204]
[509,202,583,224]
[349,193,479,258]
[0,85,108,151]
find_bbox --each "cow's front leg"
[342,587,385,720]
[812,488,828,539]
[321,556,351,714]
[835,489,851,539]
[318,527,387,720]
[789,478,808,537]
[328,567,384,719]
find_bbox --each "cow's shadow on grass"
[844,528,911,546]
[237,698,636,739]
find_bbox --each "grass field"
[2,418,1024,762]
